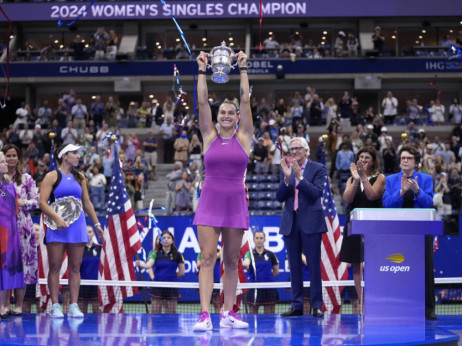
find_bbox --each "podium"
[348,208,443,324]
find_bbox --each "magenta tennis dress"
[193,134,249,229]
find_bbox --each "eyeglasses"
[400,156,415,161]
[358,155,371,160]
[289,147,304,152]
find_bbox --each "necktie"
[294,167,304,211]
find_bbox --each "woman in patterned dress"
[2,144,38,315]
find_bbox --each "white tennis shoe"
[220,310,248,329]
[193,311,213,331]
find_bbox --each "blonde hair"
[0,152,11,184]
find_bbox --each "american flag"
[37,144,68,312]
[219,230,251,312]
[98,145,142,313]
[320,150,348,313]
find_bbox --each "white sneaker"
[68,303,84,318]
[193,311,213,331]
[220,310,248,329]
[51,303,64,318]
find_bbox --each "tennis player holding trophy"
[39,143,103,318]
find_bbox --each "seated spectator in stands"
[72,35,86,61]
[289,32,304,56]
[440,35,453,47]
[78,226,102,313]
[61,121,79,145]
[33,161,48,190]
[263,34,280,55]
[254,137,269,174]
[40,43,54,61]
[429,98,446,125]
[295,124,310,144]
[88,166,106,212]
[106,30,118,60]
[372,26,385,55]
[279,42,292,58]
[175,171,192,211]
[136,231,185,313]
[335,31,346,57]
[449,98,462,125]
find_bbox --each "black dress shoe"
[426,311,437,320]
[312,308,324,317]
[10,311,22,316]
[280,308,303,317]
[0,314,10,320]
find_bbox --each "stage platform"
[0,313,461,345]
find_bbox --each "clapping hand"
[350,163,361,181]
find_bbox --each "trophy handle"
[205,53,213,70]
[230,53,239,70]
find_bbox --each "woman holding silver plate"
[39,143,103,318]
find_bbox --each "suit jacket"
[383,170,434,208]
[276,159,328,236]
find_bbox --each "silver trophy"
[206,41,239,84]
[44,196,83,230]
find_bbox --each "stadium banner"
[1,0,462,21]
[9,58,462,79]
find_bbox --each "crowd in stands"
[1,85,462,216]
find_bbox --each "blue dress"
[45,171,89,244]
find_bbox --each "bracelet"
[198,70,206,75]
[94,223,101,228]
[361,179,369,183]
[239,67,248,72]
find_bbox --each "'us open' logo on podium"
[380,253,411,273]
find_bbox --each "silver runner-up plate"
[44,196,83,230]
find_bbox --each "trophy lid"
[211,41,234,54]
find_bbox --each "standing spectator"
[127,101,139,128]
[78,226,102,313]
[61,121,79,145]
[338,92,352,128]
[173,130,189,170]
[103,96,117,128]
[33,161,48,189]
[254,137,268,174]
[50,120,63,146]
[91,96,104,129]
[54,98,68,129]
[144,131,158,181]
[96,123,110,153]
[347,33,359,57]
[429,99,446,126]
[63,89,77,122]
[372,26,385,55]
[72,98,88,131]
[334,31,346,57]
[19,123,34,155]
[277,137,327,318]
[188,134,203,172]
[448,168,461,213]
[175,171,192,211]
[377,127,392,152]
[440,35,453,47]
[263,34,280,55]
[33,124,46,159]
[3,144,39,316]
[160,117,176,163]
[382,139,398,174]
[0,151,24,319]
[151,99,164,127]
[449,98,462,125]
[136,101,150,128]
[72,35,85,61]
[340,147,385,311]
[105,30,118,60]
[38,100,53,129]
[336,142,355,201]
[136,231,185,313]
[408,99,423,125]
[243,231,279,314]
[381,91,398,125]
[309,94,323,126]
[88,166,106,212]
[166,162,183,214]
[434,172,452,215]
[14,102,30,130]
[124,133,138,163]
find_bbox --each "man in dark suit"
[276,137,327,317]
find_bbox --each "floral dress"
[14,173,39,284]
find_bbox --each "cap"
[269,119,276,125]
[318,136,324,142]
[258,137,264,141]
[58,144,83,159]
[35,124,41,129]
[418,128,425,133]
[152,99,158,104]
[280,127,286,131]
[381,126,388,132]
[366,124,374,129]
[129,101,136,106]
[338,31,346,37]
